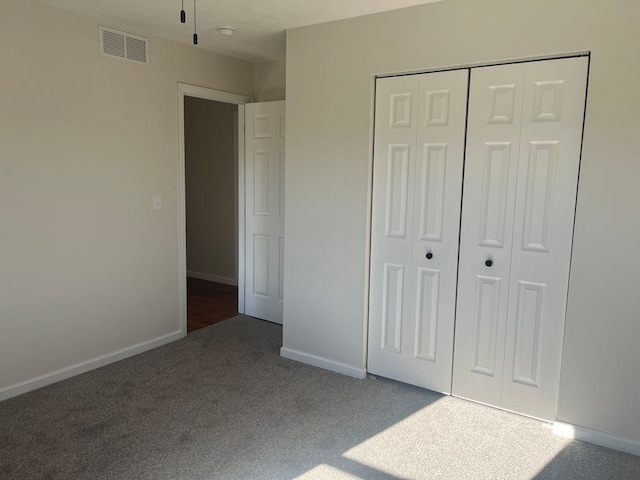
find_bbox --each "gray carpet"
[1,316,639,480]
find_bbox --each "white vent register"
[99,26,149,65]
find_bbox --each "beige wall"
[254,60,286,101]
[0,0,252,397]
[283,0,640,444]
[185,98,238,283]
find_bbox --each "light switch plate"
[152,195,161,211]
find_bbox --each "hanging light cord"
[193,0,198,45]
[180,0,186,23]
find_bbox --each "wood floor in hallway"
[187,277,238,332]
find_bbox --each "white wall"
[283,0,640,445]
[254,60,286,101]
[185,97,238,284]
[0,0,252,398]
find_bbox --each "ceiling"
[36,0,443,63]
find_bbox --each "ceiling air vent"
[99,26,149,65]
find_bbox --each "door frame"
[177,83,252,335]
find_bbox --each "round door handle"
[485,259,493,267]
[426,252,433,260]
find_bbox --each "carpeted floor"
[1,315,639,480]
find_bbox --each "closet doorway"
[367,56,589,421]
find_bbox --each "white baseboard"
[0,330,185,402]
[187,271,238,286]
[280,347,367,379]
[553,422,640,457]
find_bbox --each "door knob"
[426,252,433,260]
[485,259,493,267]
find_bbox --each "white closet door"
[501,57,588,419]
[453,57,588,420]
[452,63,527,407]
[368,70,468,393]
[244,101,285,324]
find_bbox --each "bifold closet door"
[452,57,588,420]
[368,70,468,393]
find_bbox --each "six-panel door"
[244,101,286,324]
[368,70,468,393]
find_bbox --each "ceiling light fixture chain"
[193,0,198,45]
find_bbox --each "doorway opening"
[177,84,252,334]
[184,97,238,332]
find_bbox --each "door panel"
[369,75,418,385]
[452,63,526,407]
[244,101,285,324]
[501,57,588,419]
[454,58,588,420]
[368,70,468,393]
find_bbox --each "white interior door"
[453,57,588,420]
[244,101,286,324]
[368,70,468,393]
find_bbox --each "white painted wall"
[0,0,252,398]
[185,97,238,284]
[283,0,640,445]
[253,60,286,101]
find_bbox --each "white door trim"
[237,105,246,315]
[177,83,252,335]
